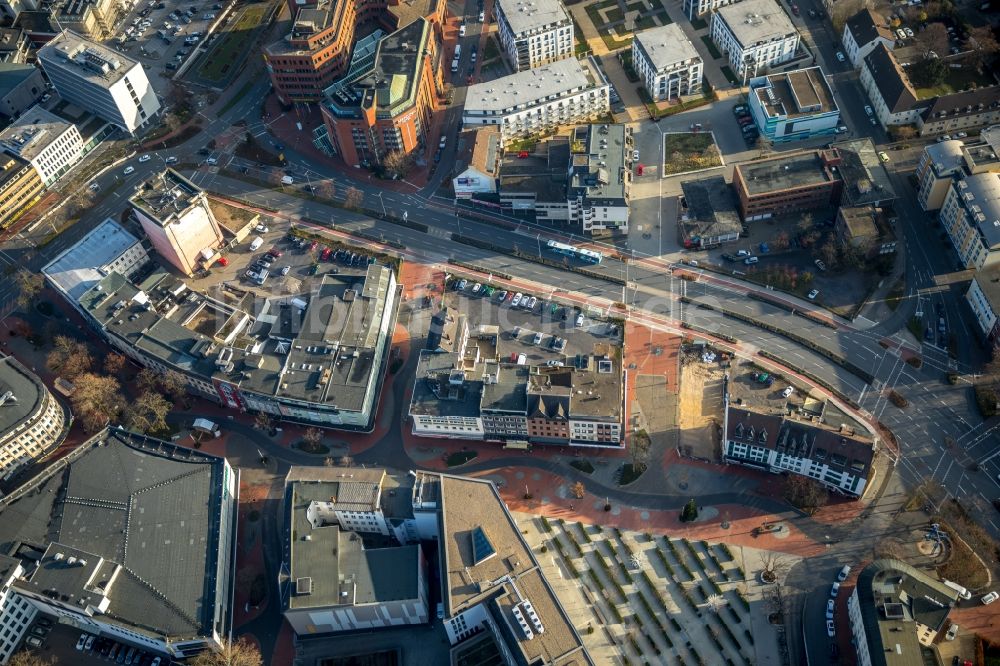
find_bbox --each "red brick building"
[732,149,844,221]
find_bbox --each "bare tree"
[14,269,44,307]
[828,0,865,33]
[254,412,274,432]
[783,475,828,514]
[630,430,651,472]
[964,26,1000,72]
[125,391,172,434]
[571,481,586,499]
[337,455,353,467]
[382,150,414,179]
[46,335,93,379]
[136,367,161,393]
[71,373,125,432]
[344,186,364,211]
[191,638,263,666]
[914,23,948,58]
[8,651,58,666]
[323,457,335,467]
[104,353,127,376]
[758,551,791,583]
[158,371,188,403]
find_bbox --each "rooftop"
[464,57,606,115]
[496,0,571,36]
[973,262,1000,312]
[409,351,485,419]
[568,124,628,205]
[923,139,966,177]
[956,171,1000,249]
[715,0,797,47]
[480,363,530,414]
[752,66,837,120]
[38,30,139,88]
[0,106,74,162]
[0,63,36,97]
[0,355,45,439]
[632,23,701,72]
[863,43,917,114]
[736,149,841,195]
[0,428,229,641]
[129,169,203,224]
[499,136,572,202]
[831,138,898,206]
[679,175,743,242]
[41,218,146,301]
[845,8,894,46]
[963,127,1000,172]
[456,128,502,178]
[0,152,32,187]
[921,86,1000,124]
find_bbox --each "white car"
[471,282,482,293]
[781,386,794,398]
[835,51,845,62]
[864,105,874,116]
[982,591,999,605]
[205,157,218,165]
[904,27,914,37]
[830,582,841,598]
[945,624,959,640]
[76,634,88,650]
[138,154,151,163]
[88,182,101,192]
[280,265,290,276]
[165,156,178,164]
[123,166,135,175]
[511,292,523,307]
[826,599,835,620]
[255,224,268,233]
[526,296,537,309]
[957,131,968,138]
[807,289,819,300]
[546,360,565,367]
[826,619,835,637]
[632,149,640,161]
[837,565,851,581]
[459,23,466,36]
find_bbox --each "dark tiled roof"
[863,43,918,114]
[846,8,893,47]
[920,85,1000,122]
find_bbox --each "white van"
[249,236,264,252]
[281,175,294,185]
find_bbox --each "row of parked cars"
[732,104,759,146]
[76,632,162,665]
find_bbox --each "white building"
[840,8,895,69]
[939,171,1000,269]
[682,0,736,19]
[462,57,610,141]
[130,169,224,276]
[452,129,501,199]
[631,24,703,102]
[0,355,68,482]
[915,139,967,211]
[37,30,161,135]
[748,66,840,143]
[966,266,1000,346]
[858,43,919,129]
[494,0,573,72]
[710,0,800,78]
[0,556,37,664]
[0,106,84,186]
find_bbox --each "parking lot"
[19,617,170,666]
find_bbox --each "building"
[0,354,68,482]
[462,57,610,141]
[678,176,742,249]
[916,139,968,210]
[830,137,898,208]
[497,124,631,235]
[0,0,37,23]
[0,63,45,118]
[0,152,42,231]
[723,404,876,497]
[710,0,800,79]
[965,263,1000,347]
[0,106,84,186]
[731,148,843,221]
[840,8,894,69]
[835,206,897,257]
[452,128,501,199]
[0,555,37,663]
[41,218,150,301]
[748,66,840,143]
[52,0,124,41]
[631,24,702,102]
[0,28,30,63]
[0,427,237,658]
[494,0,573,72]
[264,0,446,105]
[848,560,959,666]
[130,169,224,277]
[318,19,442,168]
[37,30,161,135]
[918,87,1000,137]
[279,467,429,634]
[682,0,735,19]
[939,171,1000,269]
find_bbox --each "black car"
[433,149,442,163]
[307,264,319,275]
[198,148,210,156]
[721,253,738,262]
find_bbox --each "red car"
[268,247,284,258]
[320,247,333,261]
[308,241,318,252]
[215,256,229,267]
[738,116,754,126]
[636,164,644,176]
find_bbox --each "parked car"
[732,104,748,116]
[807,289,819,300]
[511,292,523,307]
[945,624,959,641]
[76,634,89,650]
[878,151,890,162]
[830,582,841,598]
[781,386,794,398]
[864,105,874,116]
[826,599,835,619]
[814,259,827,271]
[982,591,999,605]
[826,619,835,637]
[744,256,759,265]
[526,296,538,309]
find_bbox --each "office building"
[732,148,843,220]
[631,24,702,102]
[280,467,429,634]
[0,0,37,23]
[130,169,224,277]
[462,57,610,141]
[0,555,37,663]
[834,205,896,257]
[748,66,840,143]
[710,0,799,78]
[678,176,742,249]
[319,19,442,168]
[848,560,959,666]
[0,152,42,231]
[939,171,1000,269]
[0,427,237,658]
[494,0,573,72]
[0,354,68,482]
[840,8,894,69]
[0,63,45,119]
[829,137,898,208]
[0,106,84,186]
[37,30,161,135]
[452,128,501,199]
[41,218,150,301]
[723,404,876,497]
[52,0,124,41]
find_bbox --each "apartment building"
[710,0,799,78]
[0,354,68,482]
[452,128,501,198]
[494,0,573,72]
[319,19,442,168]
[37,30,161,135]
[939,171,1000,269]
[0,152,42,231]
[966,263,1000,348]
[723,404,876,497]
[0,556,37,663]
[848,560,959,666]
[918,87,1000,137]
[916,139,969,210]
[748,66,840,143]
[0,106,84,186]
[462,57,610,141]
[130,169,224,276]
[682,0,735,19]
[0,63,45,119]
[0,428,237,659]
[731,148,843,220]
[631,24,702,102]
[840,8,894,69]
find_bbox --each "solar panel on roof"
[471,525,496,565]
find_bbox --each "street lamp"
[375,191,387,217]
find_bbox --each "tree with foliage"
[125,391,172,434]
[46,335,93,379]
[783,475,828,515]
[158,370,188,403]
[71,373,125,432]
[571,481,586,500]
[14,269,44,307]
[908,56,948,87]
[104,353,127,376]
[680,498,698,523]
[344,186,364,211]
[964,25,1000,72]
[191,638,263,666]
[8,651,57,666]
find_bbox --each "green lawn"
[607,6,625,22]
[662,132,723,175]
[700,34,722,59]
[197,2,272,82]
[572,19,590,55]
[915,67,996,99]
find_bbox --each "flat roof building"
[711,0,800,78]
[631,24,702,102]
[679,175,742,249]
[940,171,1000,270]
[0,354,68,482]
[130,169,224,277]
[0,427,237,658]
[37,30,161,135]
[0,105,84,186]
[41,217,150,301]
[830,137,897,207]
[748,66,840,143]
[916,139,967,211]
[0,151,42,231]
[494,0,573,72]
[732,148,844,220]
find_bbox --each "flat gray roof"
[41,218,144,301]
[38,30,140,89]
[569,124,628,205]
[464,57,604,115]
[961,172,1000,248]
[129,169,203,224]
[409,351,484,418]
[0,355,44,437]
[715,0,797,47]
[753,67,836,120]
[737,150,839,195]
[496,0,570,36]
[0,106,74,162]
[923,139,966,177]
[633,24,701,72]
